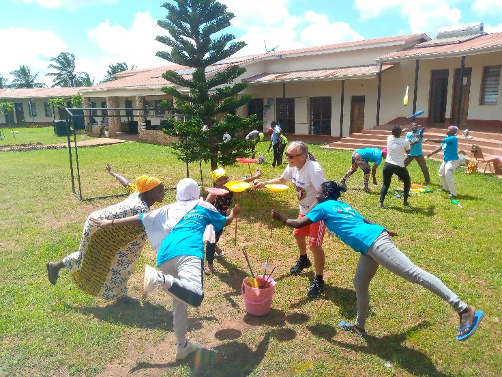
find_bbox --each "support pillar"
[106,96,120,136]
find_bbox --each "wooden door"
[450,68,472,127]
[350,96,365,134]
[14,103,24,125]
[429,69,449,124]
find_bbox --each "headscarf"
[136,175,161,193]
[382,148,388,155]
[210,168,227,183]
[140,178,216,252]
[448,125,458,135]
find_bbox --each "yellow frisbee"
[265,184,289,193]
[225,181,251,193]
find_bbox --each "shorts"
[293,213,326,246]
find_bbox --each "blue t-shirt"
[306,200,385,254]
[441,136,458,162]
[155,205,227,266]
[406,131,423,156]
[356,148,383,165]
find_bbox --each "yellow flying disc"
[264,184,289,193]
[225,181,251,193]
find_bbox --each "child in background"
[204,167,263,274]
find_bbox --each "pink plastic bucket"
[241,275,276,316]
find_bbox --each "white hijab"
[141,178,217,252]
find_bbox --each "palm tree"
[0,74,8,88]
[9,65,46,88]
[77,72,94,87]
[46,52,89,87]
[101,62,136,83]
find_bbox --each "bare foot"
[338,321,367,337]
[403,201,410,206]
[458,306,475,337]
[204,264,214,275]
[215,246,224,256]
[377,202,384,208]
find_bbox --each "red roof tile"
[378,32,502,61]
[244,64,394,84]
[0,87,87,99]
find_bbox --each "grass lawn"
[1,128,501,376]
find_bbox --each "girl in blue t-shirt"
[426,125,460,199]
[271,181,483,341]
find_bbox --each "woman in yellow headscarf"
[46,164,165,303]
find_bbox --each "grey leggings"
[354,231,467,328]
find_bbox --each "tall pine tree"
[156,0,261,170]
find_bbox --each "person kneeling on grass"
[91,178,240,360]
[271,180,483,340]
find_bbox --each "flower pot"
[105,130,109,137]
[81,134,86,141]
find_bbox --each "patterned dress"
[63,184,149,300]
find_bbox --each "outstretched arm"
[90,214,142,228]
[371,164,378,185]
[253,176,287,190]
[224,204,241,226]
[426,146,442,158]
[271,210,313,229]
[242,166,263,183]
[106,163,131,188]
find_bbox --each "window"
[44,102,53,117]
[29,101,37,117]
[480,65,501,105]
[154,100,166,115]
[248,98,264,121]
[310,96,332,135]
[90,102,97,116]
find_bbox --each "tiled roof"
[378,32,502,61]
[0,87,86,99]
[269,34,429,57]
[244,64,394,84]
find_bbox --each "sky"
[1,0,502,87]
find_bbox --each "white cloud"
[484,23,502,33]
[472,0,502,15]
[354,0,462,38]
[301,11,363,46]
[0,27,67,86]
[13,0,118,10]
[221,0,363,55]
[87,12,169,82]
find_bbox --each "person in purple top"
[340,147,387,192]
[426,125,460,199]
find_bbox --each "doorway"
[429,69,449,124]
[14,103,24,125]
[450,67,472,127]
[350,96,365,134]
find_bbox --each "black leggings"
[380,162,410,204]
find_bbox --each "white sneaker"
[175,341,199,360]
[142,264,163,299]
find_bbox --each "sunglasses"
[285,152,303,158]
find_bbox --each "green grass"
[0,125,74,146]
[1,127,501,376]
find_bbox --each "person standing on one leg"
[379,126,411,208]
[272,181,483,340]
[254,141,327,297]
[91,178,240,360]
[340,148,387,192]
[426,125,460,199]
[404,122,431,184]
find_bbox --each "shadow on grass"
[309,321,448,376]
[129,332,273,377]
[67,301,177,331]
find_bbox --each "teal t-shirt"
[155,205,226,266]
[357,148,383,165]
[306,200,385,254]
[441,136,458,162]
[406,131,423,156]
